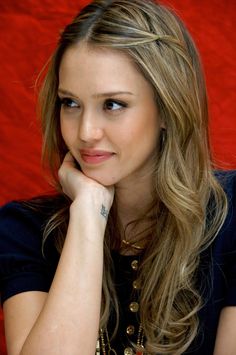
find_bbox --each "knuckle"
[58,167,64,181]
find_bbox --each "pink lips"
[79,149,114,164]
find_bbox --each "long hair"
[38,0,228,353]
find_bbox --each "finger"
[62,151,78,169]
[63,151,75,163]
[58,152,75,181]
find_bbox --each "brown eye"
[60,97,79,109]
[104,99,126,111]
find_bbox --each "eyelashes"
[103,99,127,111]
[58,96,128,112]
[59,97,79,109]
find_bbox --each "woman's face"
[59,43,163,187]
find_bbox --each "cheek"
[60,118,77,145]
[130,117,159,146]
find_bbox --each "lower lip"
[80,153,114,164]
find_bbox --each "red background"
[0,1,235,353]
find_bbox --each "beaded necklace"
[96,325,145,354]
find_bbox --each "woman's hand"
[58,151,114,222]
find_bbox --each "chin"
[83,170,117,187]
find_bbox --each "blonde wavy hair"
[38,0,228,353]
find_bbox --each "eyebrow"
[58,88,134,98]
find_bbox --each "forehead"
[58,42,152,95]
[60,42,135,70]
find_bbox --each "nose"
[78,111,104,143]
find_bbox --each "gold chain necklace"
[121,239,145,251]
[96,325,145,355]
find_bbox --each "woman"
[0,0,235,354]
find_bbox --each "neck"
[114,176,155,252]
[115,179,154,225]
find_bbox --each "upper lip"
[79,149,114,156]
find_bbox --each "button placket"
[124,257,141,351]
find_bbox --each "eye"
[59,97,79,109]
[104,99,127,111]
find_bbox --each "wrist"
[70,196,110,219]
[69,199,108,231]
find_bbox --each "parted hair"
[38,0,228,353]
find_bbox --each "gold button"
[129,301,139,312]
[131,259,138,270]
[132,279,141,290]
[126,325,135,335]
[124,347,134,355]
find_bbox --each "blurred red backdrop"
[0,1,236,353]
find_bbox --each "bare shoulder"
[3,291,47,355]
[214,307,236,355]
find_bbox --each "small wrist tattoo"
[100,204,109,220]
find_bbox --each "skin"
[2,43,236,355]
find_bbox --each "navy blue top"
[0,171,236,354]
